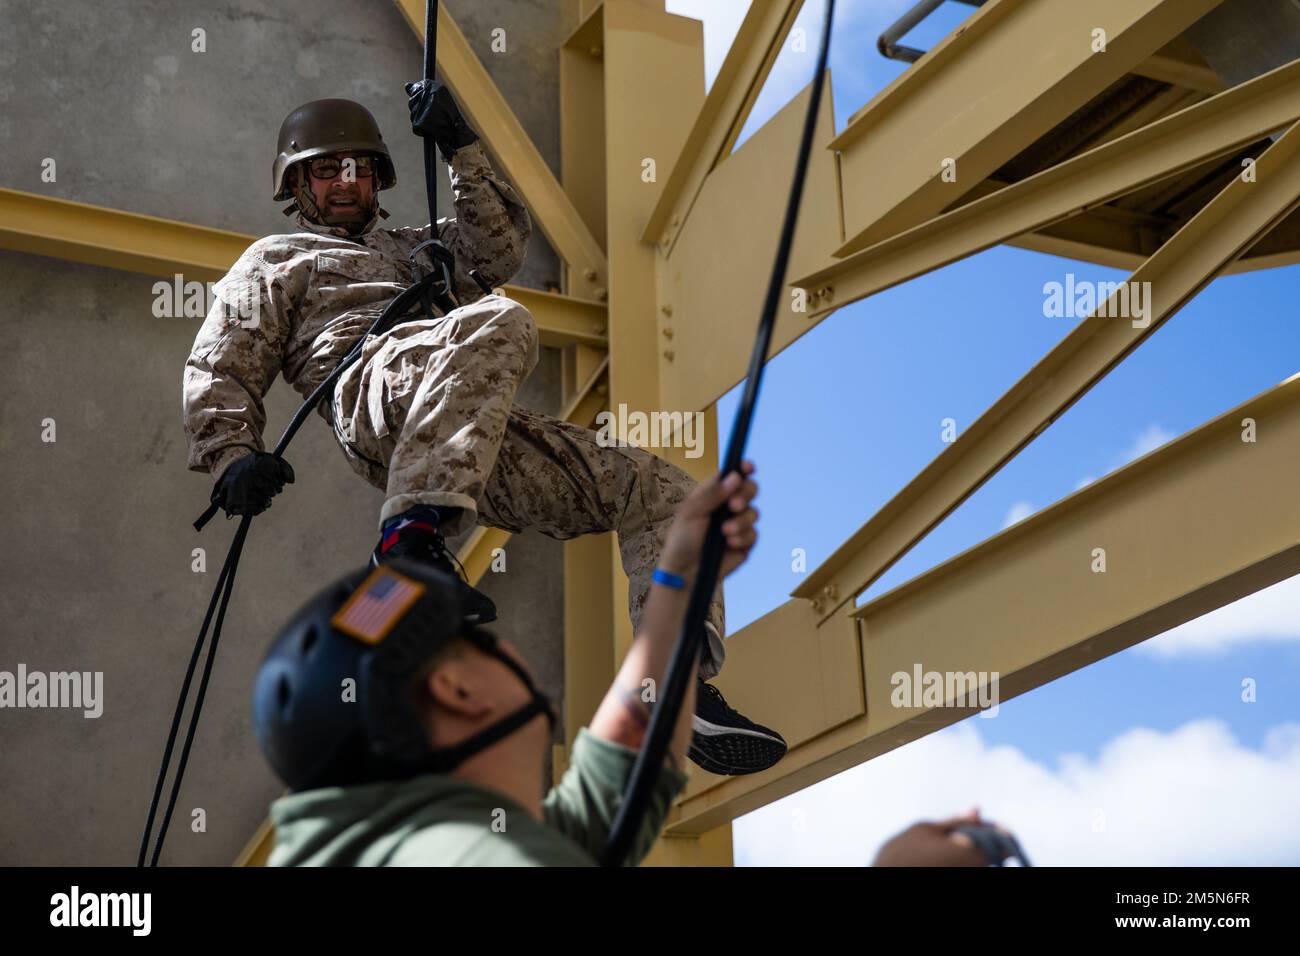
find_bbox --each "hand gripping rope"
[138,0,455,866]
[953,825,1034,867]
[598,0,838,867]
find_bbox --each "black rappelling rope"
[138,0,446,866]
[599,0,837,867]
[422,0,439,235]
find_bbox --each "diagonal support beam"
[392,0,608,299]
[795,56,1300,314]
[669,373,1300,833]
[794,115,1300,623]
[833,0,1225,255]
[642,0,805,254]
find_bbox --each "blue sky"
[666,0,1300,865]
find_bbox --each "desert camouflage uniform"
[182,142,725,677]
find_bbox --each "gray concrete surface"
[0,0,575,865]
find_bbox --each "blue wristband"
[652,568,687,590]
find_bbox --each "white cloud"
[735,718,1300,865]
[1121,423,1175,463]
[1002,500,1035,529]
[1140,572,1300,657]
[1072,423,1174,492]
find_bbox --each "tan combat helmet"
[273,98,397,200]
[270,98,392,232]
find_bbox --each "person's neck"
[450,739,547,821]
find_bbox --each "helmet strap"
[421,636,557,773]
[368,628,557,778]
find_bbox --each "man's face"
[306,149,376,220]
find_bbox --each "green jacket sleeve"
[542,727,690,867]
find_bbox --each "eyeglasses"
[306,154,378,180]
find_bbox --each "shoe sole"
[689,717,787,776]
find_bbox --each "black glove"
[211,451,295,517]
[405,79,480,162]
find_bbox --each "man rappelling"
[180,85,787,776]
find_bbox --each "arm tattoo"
[617,681,651,729]
[602,680,651,749]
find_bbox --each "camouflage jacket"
[182,142,531,480]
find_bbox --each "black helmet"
[253,560,555,792]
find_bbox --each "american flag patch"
[331,567,425,645]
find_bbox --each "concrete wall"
[0,0,573,865]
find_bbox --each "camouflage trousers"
[329,293,725,679]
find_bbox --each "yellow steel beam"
[497,285,608,350]
[599,1,736,866]
[562,343,606,407]
[657,77,841,414]
[794,56,1300,317]
[1009,211,1300,277]
[0,188,249,282]
[0,188,608,350]
[1132,35,1226,93]
[602,0,705,668]
[558,1,614,830]
[563,530,616,752]
[794,115,1300,624]
[393,0,609,300]
[1087,85,1208,149]
[560,8,608,261]
[643,824,734,866]
[669,373,1300,833]
[833,0,1224,256]
[642,0,805,254]
[232,817,275,868]
[560,359,611,431]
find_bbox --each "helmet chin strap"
[413,635,558,775]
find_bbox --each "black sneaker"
[689,680,787,775]
[371,511,497,625]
